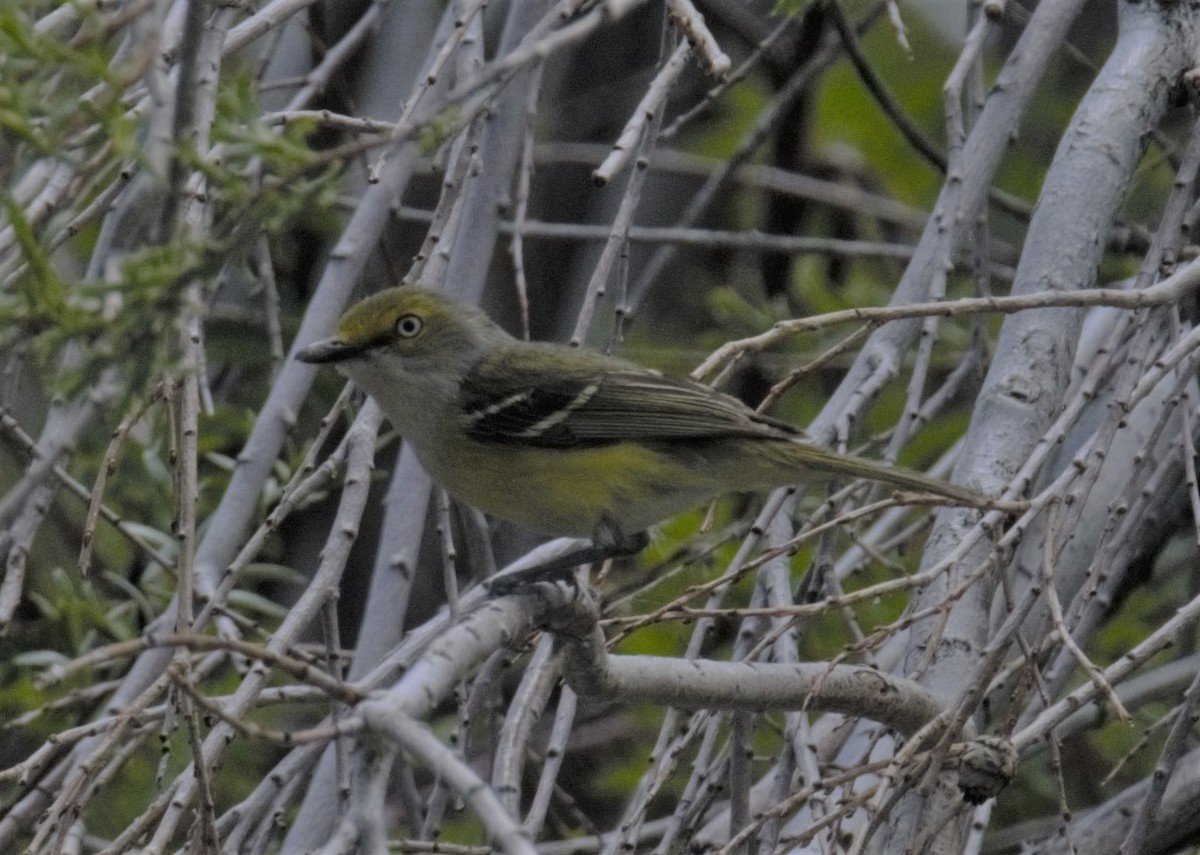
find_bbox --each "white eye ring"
[395,314,424,338]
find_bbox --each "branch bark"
[887,3,1200,852]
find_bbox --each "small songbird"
[297,288,985,569]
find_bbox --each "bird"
[296,287,989,580]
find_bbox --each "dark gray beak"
[295,337,362,364]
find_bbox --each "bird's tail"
[763,439,993,508]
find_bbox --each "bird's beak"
[295,336,362,364]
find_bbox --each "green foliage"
[0,5,120,155]
[0,26,339,403]
[1,194,66,318]
[812,14,956,210]
[0,4,344,683]
[418,104,465,157]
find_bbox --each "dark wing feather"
[460,343,801,447]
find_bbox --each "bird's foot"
[485,528,648,598]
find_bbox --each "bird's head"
[297,287,512,416]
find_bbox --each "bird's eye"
[395,314,424,338]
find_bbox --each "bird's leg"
[485,520,648,596]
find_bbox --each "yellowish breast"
[420,438,722,538]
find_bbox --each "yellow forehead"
[335,287,444,345]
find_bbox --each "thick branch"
[549,590,947,738]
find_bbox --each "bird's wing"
[459,344,800,448]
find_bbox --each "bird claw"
[486,564,583,598]
[485,526,648,597]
